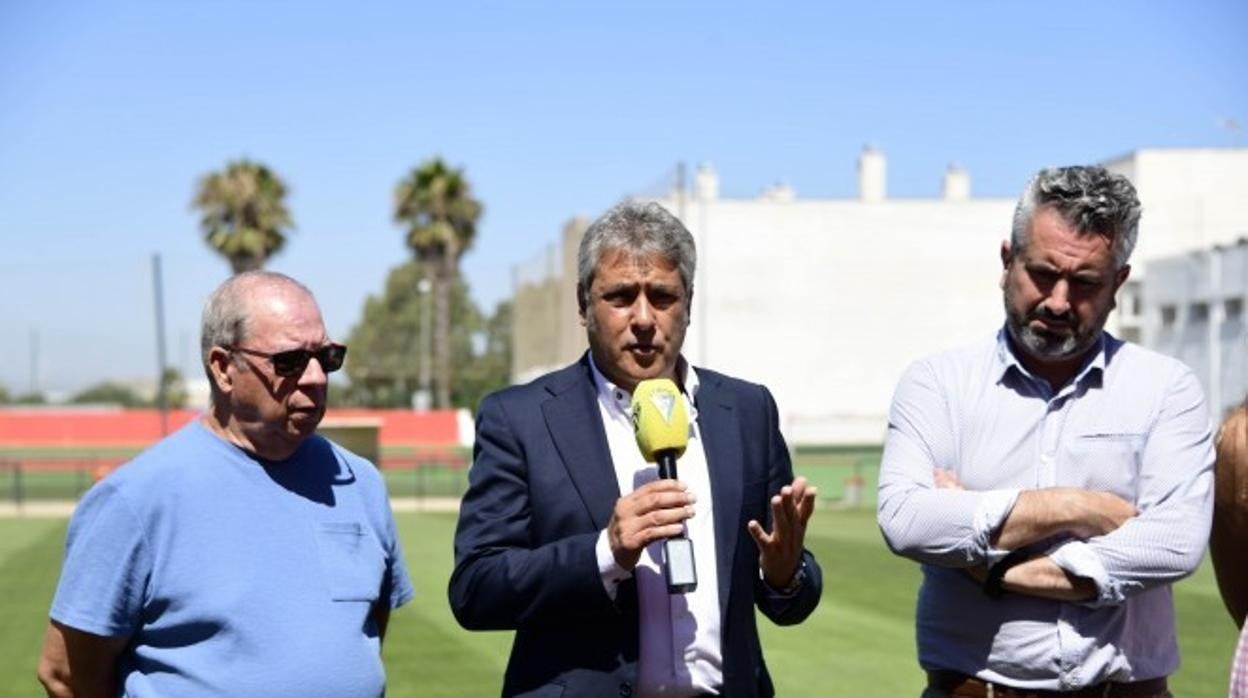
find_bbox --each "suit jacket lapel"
[542,358,620,530]
[695,370,744,618]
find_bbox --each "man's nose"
[299,356,330,387]
[631,297,656,331]
[1044,279,1072,316]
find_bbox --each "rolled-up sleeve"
[877,360,1020,568]
[1049,365,1214,607]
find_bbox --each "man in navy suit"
[449,201,822,697]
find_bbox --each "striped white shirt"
[878,329,1214,691]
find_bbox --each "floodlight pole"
[29,328,38,395]
[152,254,169,436]
[417,277,433,411]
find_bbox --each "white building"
[512,147,1248,445]
[1137,240,1248,421]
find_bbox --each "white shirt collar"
[587,353,701,423]
[994,326,1107,391]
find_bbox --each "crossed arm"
[935,470,1134,601]
[878,360,1213,606]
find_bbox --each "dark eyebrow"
[598,281,639,295]
[1025,261,1103,280]
[1072,270,1104,282]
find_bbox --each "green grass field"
[1,507,1236,697]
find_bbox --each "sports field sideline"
[0,504,1236,697]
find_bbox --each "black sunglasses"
[226,343,347,377]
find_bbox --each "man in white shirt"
[878,166,1213,697]
[450,200,822,697]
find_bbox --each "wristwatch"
[983,549,1030,599]
[762,560,807,595]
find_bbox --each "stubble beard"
[1003,288,1107,363]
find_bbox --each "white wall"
[656,193,1013,444]
[1106,148,1248,265]
[1142,242,1248,420]
[512,147,1248,445]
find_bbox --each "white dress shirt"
[878,329,1214,690]
[589,356,723,697]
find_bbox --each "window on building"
[1228,297,1245,320]
[1191,302,1210,322]
[1160,305,1177,327]
[1119,281,1141,318]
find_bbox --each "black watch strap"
[983,549,1030,599]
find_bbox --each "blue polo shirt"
[50,420,415,697]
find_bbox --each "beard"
[1003,286,1108,362]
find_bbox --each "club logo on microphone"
[650,391,677,424]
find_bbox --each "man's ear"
[1109,264,1132,311]
[1114,263,1132,291]
[207,347,234,395]
[576,283,588,327]
[999,240,1013,289]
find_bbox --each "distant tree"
[12,392,47,405]
[192,159,294,273]
[393,158,483,408]
[341,261,480,408]
[453,300,512,413]
[0,384,9,404]
[70,382,144,407]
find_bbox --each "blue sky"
[1,1,1245,395]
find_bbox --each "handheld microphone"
[631,378,697,593]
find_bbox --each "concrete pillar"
[942,164,971,201]
[858,145,886,202]
[694,163,719,201]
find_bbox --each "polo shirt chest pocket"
[1063,432,1147,501]
[316,521,386,603]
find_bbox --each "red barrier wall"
[0,408,461,450]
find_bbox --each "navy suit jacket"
[449,356,822,697]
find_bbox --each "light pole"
[152,254,169,436]
[415,278,433,411]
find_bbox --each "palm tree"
[394,157,483,409]
[192,159,294,273]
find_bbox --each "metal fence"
[1,446,881,510]
[0,451,473,508]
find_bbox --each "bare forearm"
[1000,556,1096,602]
[37,657,117,698]
[37,622,126,698]
[37,664,74,698]
[992,488,1135,550]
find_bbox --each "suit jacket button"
[619,682,633,696]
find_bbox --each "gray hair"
[1010,166,1141,269]
[577,200,696,308]
[200,271,314,387]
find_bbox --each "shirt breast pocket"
[1064,432,1146,502]
[316,521,386,603]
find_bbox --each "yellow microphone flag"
[630,378,689,462]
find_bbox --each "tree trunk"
[229,252,265,275]
[433,254,453,409]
